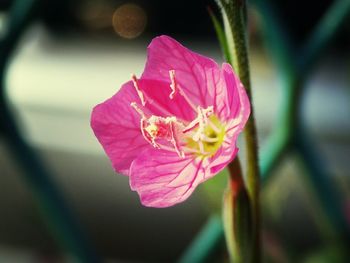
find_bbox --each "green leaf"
[208,6,232,63]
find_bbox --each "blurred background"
[0,0,349,262]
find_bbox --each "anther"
[168,70,197,112]
[208,119,221,134]
[169,121,185,158]
[130,102,146,118]
[202,135,219,143]
[169,70,177,99]
[198,140,205,154]
[131,74,146,106]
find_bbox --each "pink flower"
[91,36,250,207]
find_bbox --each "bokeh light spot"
[112,4,147,39]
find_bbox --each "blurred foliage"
[200,169,229,212]
[303,245,349,263]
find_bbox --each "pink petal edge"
[142,35,228,114]
[91,81,151,175]
[222,62,251,123]
[130,148,207,208]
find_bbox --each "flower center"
[134,104,226,158]
[184,115,226,157]
[130,70,226,158]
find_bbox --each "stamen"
[169,121,185,158]
[145,123,158,137]
[130,102,146,118]
[182,106,214,134]
[192,106,213,142]
[168,70,197,112]
[131,74,146,106]
[198,140,205,154]
[182,146,210,155]
[141,118,160,148]
[208,119,221,134]
[182,119,199,134]
[131,102,157,147]
[169,70,177,99]
[202,135,219,143]
[132,109,187,156]
[131,75,177,117]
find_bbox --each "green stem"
[178,0,350,261]
[223,158,253,263]
[219,0,261,261]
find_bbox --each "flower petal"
[209,138,239,175]
[137,79,196,122]
[130,149,207,207]
[142,35,226,111]
[208,63,251,175]
[222,63,251,122]
[91,81,150,175]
